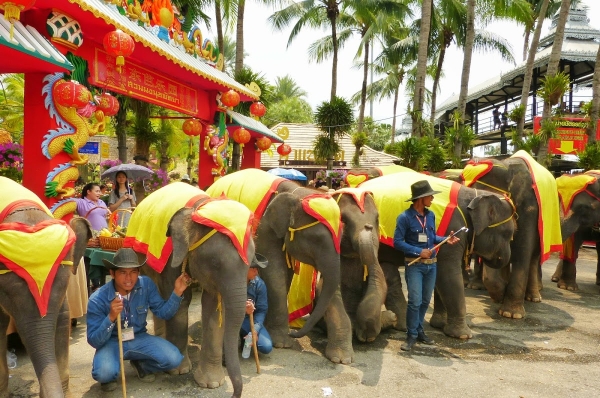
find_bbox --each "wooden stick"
[249,312,260,374]
[116,293,127,398]
[407,226,468,266]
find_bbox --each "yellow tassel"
[4,4,20,41]
[217,292,222,328]
[116,55,125,73]
[363,264,368,281]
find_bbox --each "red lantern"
[53,80,91,109]
[103,29,135,73]
[277,143,292,156]
[182,118,203,136]
[221,90,240,108]
[96,93,120,117]
[250,102,267,118]
[232,127,251,144]
[256,136,272,152]
[0,0,35,39]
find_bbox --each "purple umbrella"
[101,163,155,181]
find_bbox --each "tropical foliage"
[0,142,23,182]
[313,96,354,170]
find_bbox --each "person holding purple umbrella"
[108,171,136,228]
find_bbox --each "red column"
[240,137,261,169]
[22,73,71,207]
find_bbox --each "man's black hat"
[406,180,441,202]
[103,248,142,270]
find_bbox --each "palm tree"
[521,0,561,60]
[516,0,549,138]
[272,74,308,102]
[269,0,343,101]
[0,73,24,140]
[412,0,433,137]
[314,96,354,173]
[537,0,571,164]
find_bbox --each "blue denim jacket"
[241,275,268,334]
[87,275,183,349]
[393,206,445,259]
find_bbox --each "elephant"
[0,177,91,398]
[207,169,352,364]
[330,189,393,343]
[360,171,516,339]
[552,171,600,290]
[124,182,255,398]
[344,165,412,187]
[461,151,563,318]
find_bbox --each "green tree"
[263,97,313,127]
[361,117,392,151]
[0,73,24,141]
[269,0,343,101]
[588,41,600,145]
[412,0,433,137]
[521,0,561,60]
[272,74,308,102]
[314,96,354,173]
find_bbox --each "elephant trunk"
[561,211,581,242]
[355,226,387,342]
[289,254,341,338]
[222,282,248,398]
[17,317,64,397]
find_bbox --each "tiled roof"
[66,0,258,100]
[227,110,283,143]
[0,15,73,72]
[260,123,399,169]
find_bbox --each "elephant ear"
[70,217,92,274]
[468,194,502,236]
[263,192,300,239]
[166,207,194,268]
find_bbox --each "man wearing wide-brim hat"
[393,180,460,352]
[86,248,191,391]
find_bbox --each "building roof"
[260,123,399,170]
[435,4,600,121]
[0,15,73,73]
[226,110,283,143]
[34,0,259,101]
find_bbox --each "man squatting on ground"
[86,248,191,391]
[394,180,460,352]
[241,253,273,355]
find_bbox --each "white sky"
[226,0,600,127]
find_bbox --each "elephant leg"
[498,254,537,319]
[557,233,583,291]
[551,260,562,282]
[430,288,447,330]
[483,265,508,303]
[435,258,472,339]
[164,289,193,375]
[525,258,542,302]
[381,262,406,332]
[467,256,485,290]
[380,310,397,330]
[321,286,354,364]
[193,291,225,389]
[0,309,9,398]
[56,298,71,393]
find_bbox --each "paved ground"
[6,250,600,397]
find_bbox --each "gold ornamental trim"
[66,0,259,100]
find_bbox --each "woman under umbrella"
[108,171,136,227]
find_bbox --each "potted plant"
[537,72,571,106]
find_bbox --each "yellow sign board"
[101,143,110,158]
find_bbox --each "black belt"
[406,258,437,264]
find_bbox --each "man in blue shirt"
[87,248,190,391]
[394,180,459,352]
[241,253,273,355]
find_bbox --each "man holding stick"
[394,180,460,352]
[87,248,190,391]
[241,254,273,358]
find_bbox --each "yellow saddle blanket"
[124,182,208,273]
[191,198,254,265]
[360,171,461,247]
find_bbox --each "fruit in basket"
[99,228,112,237]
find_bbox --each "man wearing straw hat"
[86,248,190,391]
[394,180,459,352]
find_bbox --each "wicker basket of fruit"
[98,228,125,251]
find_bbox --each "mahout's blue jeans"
[404,262,437,338]
[240,319,273,354]
[91,332,183,383]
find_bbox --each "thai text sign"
[90,48,198,115]
[292,149,346,161]
[79,141,99,154]
[534,116,600,155]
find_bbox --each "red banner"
[90,48,199,115]
[533,116,600,155]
